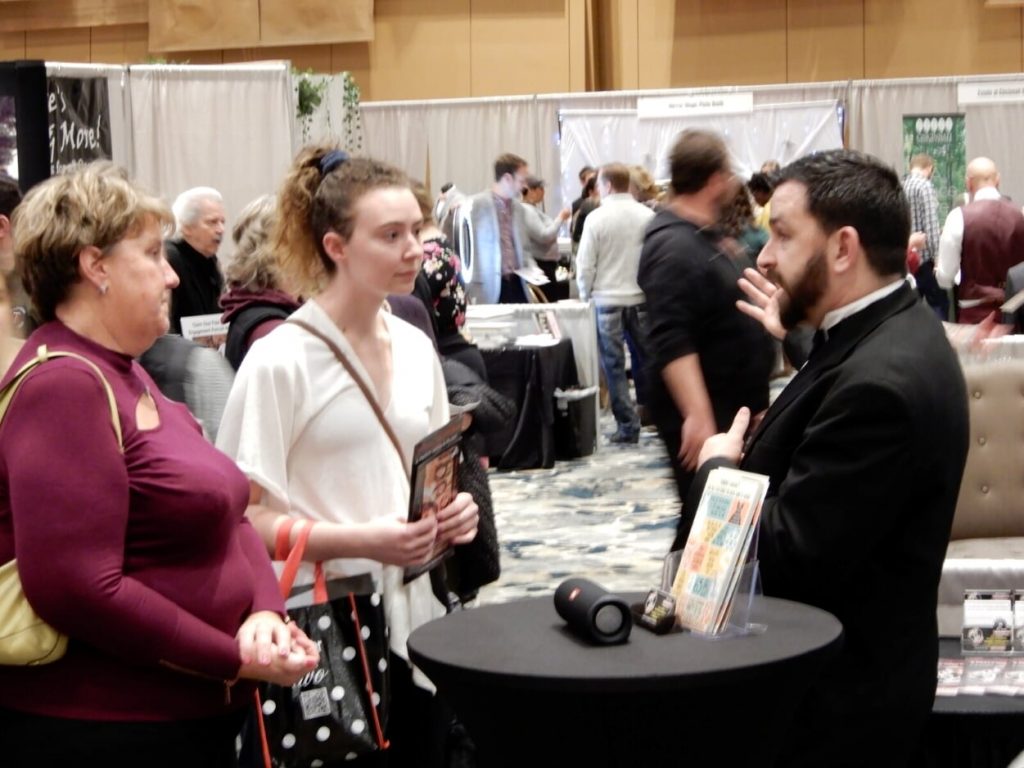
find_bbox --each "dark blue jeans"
[596,303,649,435]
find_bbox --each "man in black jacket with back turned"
[693,150,969,767]
[638,129,774,550]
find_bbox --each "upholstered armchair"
[937,337,1024,636]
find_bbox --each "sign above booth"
[957,80,1024,105]
[637,92,753,119]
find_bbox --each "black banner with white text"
[47,76,112,175]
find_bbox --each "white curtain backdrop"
[848,77,958,178]
[129,61,295,262]
[537,84,847,211]
[360,102,430,183]
[558,100,843,210]
[46,62,133,174]
[423,96,539,196]
[363,96,541,201]
[967,102,1024,206]
[849,73,1024,209]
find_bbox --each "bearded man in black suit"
[691,150,969,768]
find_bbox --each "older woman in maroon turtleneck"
[0,165,317,768]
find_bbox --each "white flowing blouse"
[217,299,448,684]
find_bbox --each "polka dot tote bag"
[256,519,390,767]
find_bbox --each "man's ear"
[0,214,10,240]
[77,245,108,291]
[832,226,861,275]
[322,231,346,267]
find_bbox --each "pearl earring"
[99,283,109,296]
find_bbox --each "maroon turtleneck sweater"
[0,321,283,720]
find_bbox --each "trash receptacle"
[553,386,598,459]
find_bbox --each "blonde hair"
[629,165,659,203]
[13,163,172,322]
[409,180,435,225]
[274,144,409,296]
[225,194,282,292]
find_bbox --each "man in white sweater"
[576,162,656,443]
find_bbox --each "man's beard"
[773,248,828,330]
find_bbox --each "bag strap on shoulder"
[0,344,123,452]
[287,318,407,468]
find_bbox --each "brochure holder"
[960,589,1023,655]
[689,559,766,641]
[635,551,765,639]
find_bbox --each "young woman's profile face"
[338,186,424,298]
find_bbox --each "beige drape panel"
[148,0,373,52]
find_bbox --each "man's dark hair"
[578,165,595,182]
[494,153,527,182]
[747,172,774,196]
[440,182,454,194]
[777,150,910,278]
[668,129,730,195]
[0,174,21,219]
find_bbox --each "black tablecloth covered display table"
[409,594,842,767]
[481,338,578,470]
[917,638,1024,768]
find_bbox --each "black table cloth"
[409,593,842,767]
[481,338,578,470]
[915,638,1024,768]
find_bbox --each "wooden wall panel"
[329,43,372,97]
[349,0,472,101]
[148,0,259,52]
[156,49,225,65]
[864,0,1022,78]
[596,0,638,91]
[260,0,374,47]
[0,32,27,60]
[787,0,864,82]
[25,27,91,61]
[90,22,148,63]
[8,1,1024,99]
[223,44,333,72]
[0,0,145,33]
[636,0,676,89]
[469,0,572,96]
[568,0,587,91]
[639,0,787,89]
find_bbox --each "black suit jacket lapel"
[743,283,919,456]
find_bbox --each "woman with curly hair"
[217,146,479,767]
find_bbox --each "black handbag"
[256,519,390,767]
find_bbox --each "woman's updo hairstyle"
[275,145,409,295]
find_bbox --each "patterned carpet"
[476,417,679,605]
[475,371,792,606]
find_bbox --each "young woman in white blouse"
[217,147,478,767]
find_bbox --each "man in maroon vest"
[937,157,1024,323]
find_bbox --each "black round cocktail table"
[409,593,842,767]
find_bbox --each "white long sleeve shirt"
[575,193,655,306]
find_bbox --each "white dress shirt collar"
[820,276,908,334]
